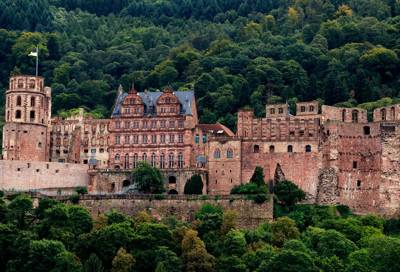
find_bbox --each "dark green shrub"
[75,187,88,195]
[69,194,80,204]
[184,175,203,194]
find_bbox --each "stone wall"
[89,169,208,195]
[73,195,273,229]
[379,123,400,216]
[0,160,89,194]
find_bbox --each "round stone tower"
[2,75,52,161]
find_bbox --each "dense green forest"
[1,0,400,130]
[1,189,400,272]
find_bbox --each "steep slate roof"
[111,90,194,117]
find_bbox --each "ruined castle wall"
[89,169,207,195]
[75,195,273,229]
[322,105,368,123]
[240,141,322,200]
[373,105,400,122]
[378,123,400,216]
[322,122,382,213]
[0,160,89,193]
[207,138,242,195]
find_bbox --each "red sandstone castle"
[1,75,400,215]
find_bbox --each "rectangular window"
[169,121,175,128]
[143,135,148,144]
[178,120,184,128]
[133,121,139,129]
[160,120,166,128]
[143,121,148,129]
[115,135,120,144]
[353,161,358,169]
[91,148,96,153]
[133,135,138,144]
[170,134,175,143]
[202,135,207,143]
[151,121,157,129]
[195,134,199,144]
[115,121,120,129]
[124,121,130,128]
[161,135,165,144]
[278,108,283,114]
[152,135,157,144]
[124,135,130,144]
[178,134,183,143]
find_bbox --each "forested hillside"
[0,0,400,130]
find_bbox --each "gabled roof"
[111,90,195,117]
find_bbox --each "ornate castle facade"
[2,75,400,215]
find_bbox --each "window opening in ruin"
[353,161,358,169]
[83,160,88,164]
[309,105,315,112]
[227,148,233,158]
[357,180,361,188]
[301,106,306,112]
[288,145,293,153]
[214,149,221,159]
[305,145,312,152]
[254,145,260,153]
[342,109,346,122]
[30,97,35,107]
[178,153,184,168]
[269,145,275,153]
[38,142,42,148]
[278,108,283,114]
[111,183,115,192]
[381,108,386,121]
[99,148,104,153]
[352,110,358,123]
[270,108,275,114]
[169,189,178,195]
[123,180,131,187]
[169,153,174,168]
[391,107,395,119]
[15,110,21,119]
[363,126,370,135]
[29,79,35,89]
[124,154,129,169]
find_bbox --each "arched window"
[29,79,35,89]
[269,145,275,153]
[178,153,184,168]
[305,145,312,152]
[227,148,233,159]
[133,154,138,168]
[16,96,22,106]
[352,110,358,123]
[15,110,21,119]
[160,153,165,169]
[169,153,174,168]
[115,154,120,161]
[381,108,387,121]
[342,109,346,122]
[17,79,23,88]
[30,96,35,107]
[30,111,35,121]
[288,145,293,153]
[254,145,260,153]
[142,153,147,162]
[151,153,157,167]
[124,154,129,169]
[214,148,221,159]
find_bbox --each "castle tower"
[2,75,51,161]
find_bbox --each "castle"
[1,75,400,215]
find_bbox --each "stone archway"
[168,176,177,184]
[168,189,178,195]
[122,180,131,187]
